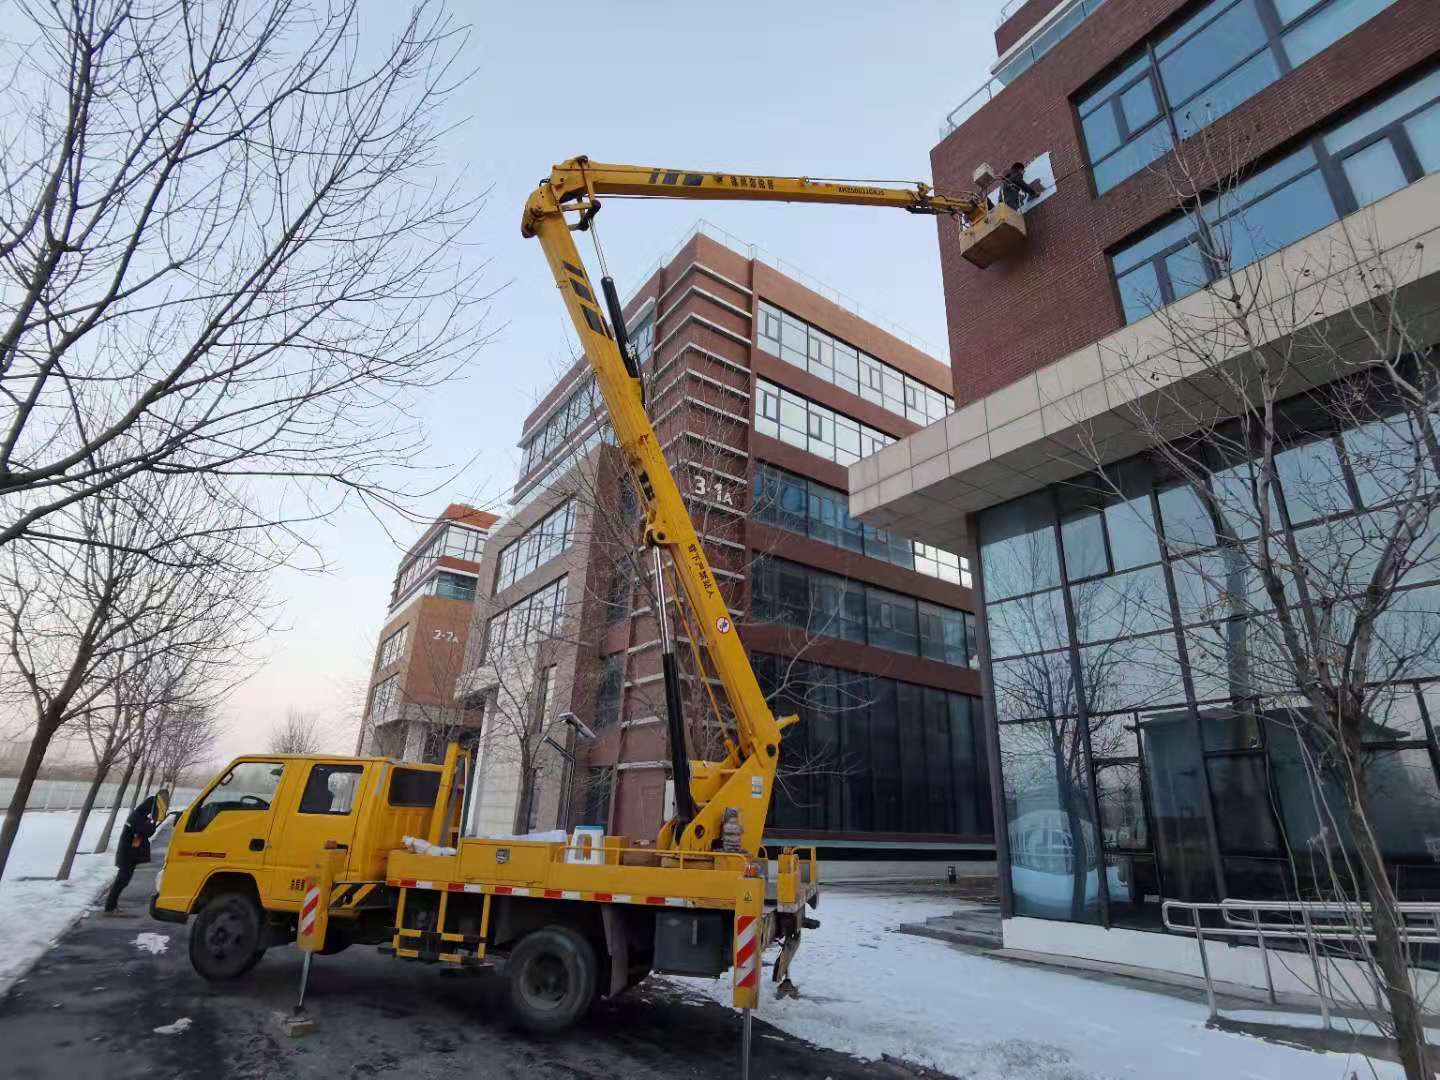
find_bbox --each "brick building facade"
[855,0,1440,978]
[934,0,1438,406]
[456,227,995,866]
[359,504,498,761]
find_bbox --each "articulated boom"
[522,158,988,857]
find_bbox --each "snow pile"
[660,891,1403,1080]
[153,1017,191,1035]
[0,810,114,997]
[131,932,169,955]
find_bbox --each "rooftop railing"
[623,218,943,360]
[943,0,1108,136]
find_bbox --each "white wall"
[1003,916,1440,1007]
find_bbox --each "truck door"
[266,761,367,910]
[176,759,288,886]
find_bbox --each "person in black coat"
[102,789,170,916]
[998,161,1044,211]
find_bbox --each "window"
[919,601,969,664]
[1109,63,1440,324]
[575,767,613,828]
[753,379,894,466]
[754,653,986,836]
[511,424,614,514]
[1078,0,1403,196]
[596,654,624,727]
[299,764,364,815]
[442,524,486,562]
[756,301,952,425]
[482,576,569,664]
[752,462,973,583]
[369,673,400,723]
[977,491,1060,602]
[518,374,601,479]
[377,625,409,670]
[186,761,284,831]
[628,312,655,365]
[495,500,576,591]
[752,555,973,664]
[389,767,442,807]
[433,571,476,602]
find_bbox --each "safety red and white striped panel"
[733,913,759,990]
[385,879,698,908]
[299,885,320,938]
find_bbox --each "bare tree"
[0,473,270,879]
[1059,131,1440,1074]
[0,0,494,553]
[268,710,326,755]
[55,655,222,880]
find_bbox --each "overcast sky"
[219,0,1007,760]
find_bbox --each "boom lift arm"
[522,158,992,857]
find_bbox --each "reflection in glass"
[1264,712,1356,892]
[1372,586,1440,681]
[1365,754,1440,864]
[1071,564,1171,644]
[1096,761,1148,850]
[999,719,1103,922]
[988,589,1068,659]
[1157,483,1215,550]
[1140,710,1219,901]
[1206,755,1285,855]
[1342,140,1408,208]
[1274,435,1350,524]
[1081,632,1185,713]
[979,492,1059,601]
[994,651,1077,723]
[1061,510,1109,581]
[1364,683,1426,741]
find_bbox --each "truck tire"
[189,892,264,981]
[505,926,598,1035]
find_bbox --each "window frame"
[298,763,365,816]
[1108,63,1440,325]
[1076,0,1403,199]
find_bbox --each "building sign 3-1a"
[690,473,736,507]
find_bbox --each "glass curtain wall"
[979,376,1440,929]
[752,654,991,837]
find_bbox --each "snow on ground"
[661,891,1403,1080]
[0,811,117,996]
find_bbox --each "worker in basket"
[999,161,1044,211]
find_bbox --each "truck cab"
[153,753,446,978]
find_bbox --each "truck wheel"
[505,926,597,1035]
[189,892,264,981]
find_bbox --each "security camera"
[559,711,597,742]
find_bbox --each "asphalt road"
[0,842,911,1080]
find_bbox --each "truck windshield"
[187,761,285,831]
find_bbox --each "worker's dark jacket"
[116,798,159,868]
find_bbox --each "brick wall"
[933,0,1440,406]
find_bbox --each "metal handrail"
[1163,898,1440,1027]
[942,0,1109,136]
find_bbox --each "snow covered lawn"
[661,891,1403,1080]
[0,810,116,996]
